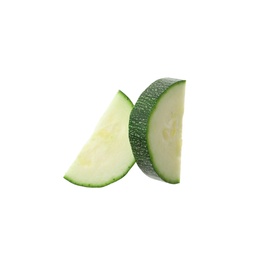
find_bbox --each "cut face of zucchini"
[64,91,135,187]
[129,78,186,184]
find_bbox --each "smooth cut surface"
[64,90,135,187]
[148,82,185,183]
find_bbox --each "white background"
[1,0,260,259]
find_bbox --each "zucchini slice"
[129,78,186,184]
[64,90,135,187]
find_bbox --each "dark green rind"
[64,160,135,188]
[64,89,135,188]
[129,78,185,184]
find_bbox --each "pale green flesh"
[148,83,185,183]
[64,91,135,187]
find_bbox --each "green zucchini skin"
[129,78,185,183]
